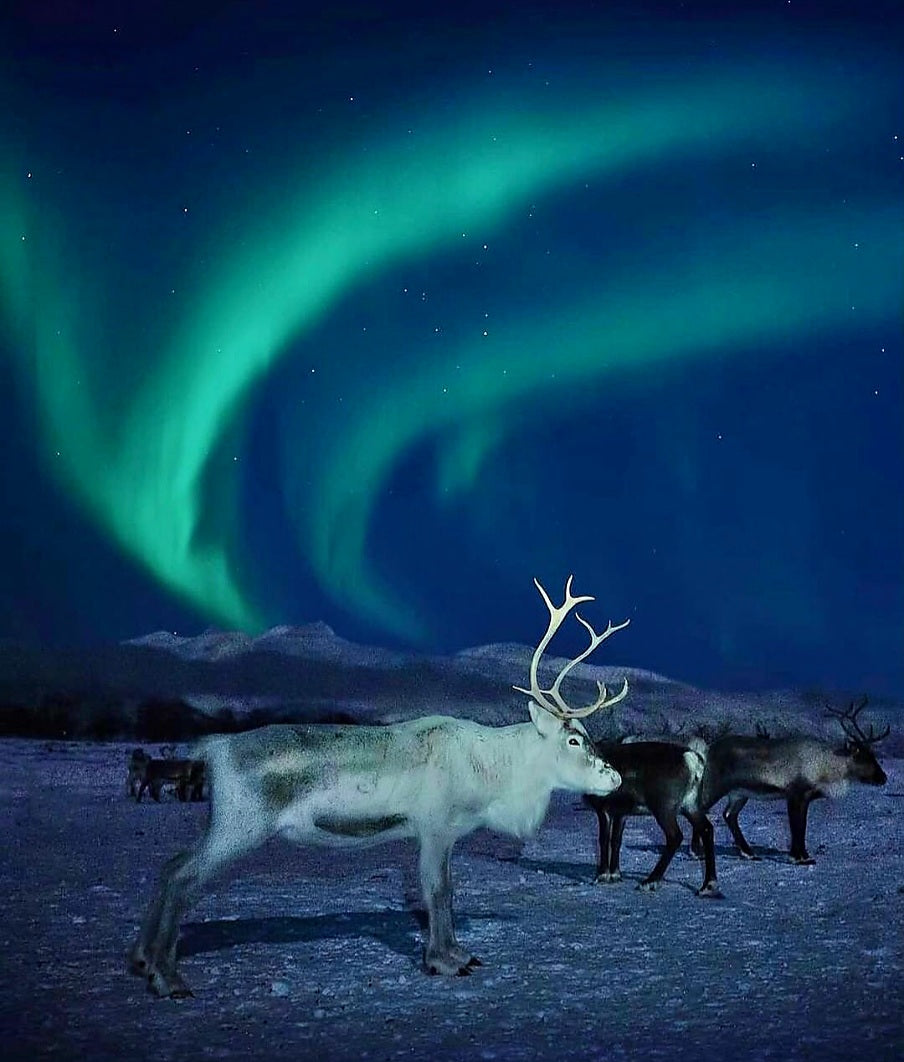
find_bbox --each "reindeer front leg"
[722,795,759,859]
[788,789,817,864]
[637,811,683,891]
[593,806,624,884]
[418,836,480,976]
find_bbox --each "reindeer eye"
[568,737,581,747]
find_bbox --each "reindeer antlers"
[513,575,630,720]
[824,695,890,747]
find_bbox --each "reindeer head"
[514,576,626,796]
[825,696,889,786]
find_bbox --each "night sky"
[1,1,901,695]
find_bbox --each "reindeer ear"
[529,701,561,737]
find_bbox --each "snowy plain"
[1,629,902,1061]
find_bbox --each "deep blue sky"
[1,1,902,695]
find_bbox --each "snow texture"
[2,734,902,1062]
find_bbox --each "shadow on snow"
[178,909,513,963]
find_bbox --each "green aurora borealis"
[1,6,902,691]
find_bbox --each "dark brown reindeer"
[584,740,720,896]
[127,748,151,799]
[129,576,628,997]
[692,697,888,864]
[128,749,206,803]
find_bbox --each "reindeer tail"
[683,737,708,789]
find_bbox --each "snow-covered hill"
[0,624,899,751]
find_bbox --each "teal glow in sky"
[1,2,902,693]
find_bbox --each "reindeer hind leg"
[684,809,722,897]
[130,811,272,997]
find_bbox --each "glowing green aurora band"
[1,57,901,637]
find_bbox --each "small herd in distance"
[127,576,890,998]
[127,747,207,804]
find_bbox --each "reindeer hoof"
[696,883,724,899]
[636,880,662,893]
[147,968,194,999]
[792,855,815,866]
[738,851,761,862]
[425,951,481,977]
[594,871,622,885]
[127,942,149,977]
[426,961,471,977]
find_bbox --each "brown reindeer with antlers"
[129,576,628,997]
[692,696,888,864]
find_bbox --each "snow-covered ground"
[2,738,901,1062]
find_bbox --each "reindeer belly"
[275,779,415,848]
[312,813,408,838]
[730,784,786,800]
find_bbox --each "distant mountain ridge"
[125,622,411,667]
[0,623,898,751]
[125,625,676,686]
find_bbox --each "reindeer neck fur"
[477,721,562,839]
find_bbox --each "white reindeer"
[128,576,630,997]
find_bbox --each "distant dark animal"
[129,749,206,803]
[127,748,151,799]
[584,740,720,896]
[692,697,888,864]
[128,576,628,997]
